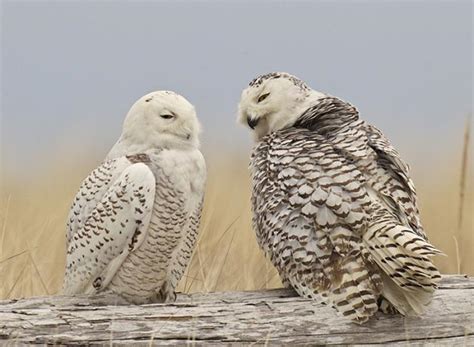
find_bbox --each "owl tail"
[322,253,383,324]
[289,251,384,324]
[363,224,443,316]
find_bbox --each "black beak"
[247,116,259,129]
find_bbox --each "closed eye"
[257,93,270,103]
[160,114,174,119]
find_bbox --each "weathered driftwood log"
[0,275,473,346]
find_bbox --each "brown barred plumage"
[241,73,441,323]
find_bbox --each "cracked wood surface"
[0,275,473,346]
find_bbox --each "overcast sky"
[1,0,472,175]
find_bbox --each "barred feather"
[250,95,441,323]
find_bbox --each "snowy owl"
[238,72,441,323]
[63,91,206,304]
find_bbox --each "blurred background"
[1,0,472,299]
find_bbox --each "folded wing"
[63,160,155,294]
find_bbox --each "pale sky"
[1,0,472,175]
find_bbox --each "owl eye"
[160,114,174,120]
[257,93,270,103]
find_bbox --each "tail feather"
[326,259,381,324]
[292,252,383,324]
[380,272,434,316]
[364,223,441,315]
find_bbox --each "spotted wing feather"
[63,160,155,294]
[66,159,127,244]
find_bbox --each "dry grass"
[0,149,472,300]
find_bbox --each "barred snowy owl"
[238,72,441,323]
[63,91,206,304]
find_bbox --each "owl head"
[121,90,201,151]
[238,72,325,139]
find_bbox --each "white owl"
[238,72,442,323]
[63,91,206,304]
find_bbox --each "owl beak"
[247,116,260,129]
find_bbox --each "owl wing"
[66,158,131,244]
[63,159,156,294]
[363,123,425,238]
[358,124,441,314]
[251,129,382,323]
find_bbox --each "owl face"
[238,72,324,139]
[123,91,201,149]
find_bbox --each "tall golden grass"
[0,141,472,300]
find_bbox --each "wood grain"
[1,275,472,346]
